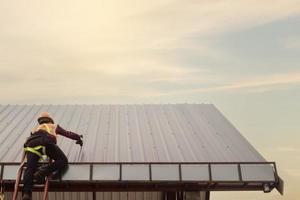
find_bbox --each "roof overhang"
[0,162,283,194]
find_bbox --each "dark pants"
[23,134,68,194]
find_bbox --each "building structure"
[0,104,284,199]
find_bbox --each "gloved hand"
[76,135,83,146]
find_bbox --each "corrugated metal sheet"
[5,191,209,200]
[0,104,266,163]
[5,192,163,200]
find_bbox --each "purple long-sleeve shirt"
[56,125,81,141]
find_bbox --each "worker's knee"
[60,159,69,176]
[61,156,68,168]
[63,158,68,167]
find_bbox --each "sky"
[0,0,300,199]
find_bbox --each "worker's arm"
[56,125,83,145]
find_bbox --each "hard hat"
[38,112,54,124]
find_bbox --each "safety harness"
[23,124,54,161]
[24,145,48,161]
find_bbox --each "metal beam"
[2,181,276,192]
[205,191,210,200]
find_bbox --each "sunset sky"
[0,0,300,199]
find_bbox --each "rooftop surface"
[0,104,283,195]
[0,104,265,163]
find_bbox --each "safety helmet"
[37,112,54,124]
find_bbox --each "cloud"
[0,0,300,103]
[283,36,300,49]
[1,0,299,59]
[284,169,300,177]
[127,0,300,42]
[271,147,300,153]
[156,72,300,96]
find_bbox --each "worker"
[22,112,83,200]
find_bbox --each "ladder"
[12,152,51,200]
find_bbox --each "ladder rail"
[42,160,52,200]
[12,152,26,200]
[12,152,52,200]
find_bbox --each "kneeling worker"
[22,112,83,200]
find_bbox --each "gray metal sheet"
[151,164,179,181]
[0,104,275,184]
[62,164,90,180]
[181,164,210,181]
[93,164,120,180]
[0,104,267,163]
[211,164,239,181]
[122,164,149,181]
[2,165,19,180]
[241,164,275,181]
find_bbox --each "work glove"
[76,135,83,146]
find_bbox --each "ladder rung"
[13,153,53,200]
[18,184,45,188]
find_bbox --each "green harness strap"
[24,145,47,160]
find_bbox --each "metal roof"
[0,104,266,163]
[0,104,284,196]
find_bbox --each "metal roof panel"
[0,104,266,163]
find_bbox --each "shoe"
[51,170,61,180]
[33,171,46,184]
[33,166,49,184]
[33,176,46,184]
[22,193,31,200]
